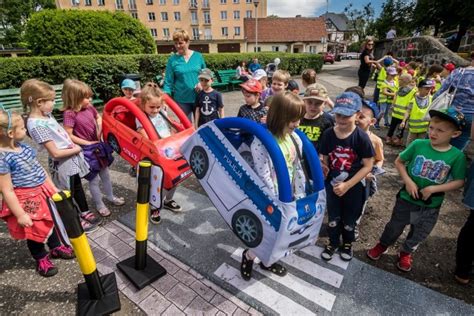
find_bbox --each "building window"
[129,0,137,9]
[161,12,168,21]
[159,0,166,4]
[245,10,252,18]
[131,12,138,19]
[71,0,80,6]
[85,0,92,5]
[115,0,123,9]
[204,28,212,40]
[148,12,156,21]
[233,10,240,19]
[163,28,170,39]
[203,11,211,24]
[220,11,227,20]
[246,0,252,3]
[174,12,181,21]
[146,0,153,4]
[220,0,226,4]
[233,0,239,3]
[97,0,105,5]
[272,46,280,52]
[254,46,261,52]
[234,26,240,36]
[173,0,179,4]
[150,28,158,37]
[191,11,198,24]
[202,0,209,8]
[221,27,228,36]
[309,46,317,53]
[192,28,200,40]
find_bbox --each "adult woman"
[235,61,251,82]
[358,39,377,90]
[163,30,206,120]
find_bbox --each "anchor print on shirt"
[200,95,215,116]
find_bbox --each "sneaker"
[97,207,111,217]
[354,226,360,241]
[367,243,388,261]
[150,209,161,224]
[80,218,99,234]
[81,212,103,226]
[163,200,182,212]
[339,243,353,261]
[107,196,125,206]
[36,255,58,277]
[397,251,413,272]
[321,245,337,261]
[50,245,75,260]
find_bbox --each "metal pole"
[255,4,258,52]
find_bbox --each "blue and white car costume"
[182,118,326,266]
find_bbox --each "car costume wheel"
[107,133,121,154]
[232,209,263,248]
[190,146,208,179]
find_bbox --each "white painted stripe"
[230,249,336,311]
[300,245,350,270]
[214,263,316,315]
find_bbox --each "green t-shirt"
[399,139,466,208]
[276,134,296,180]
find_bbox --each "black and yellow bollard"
[117,161,167,289]
[52,191,121,316]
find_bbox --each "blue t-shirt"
[0,143,46,188]
[319,126,375,181]
[195,90,224,126]
[248,62,261,74]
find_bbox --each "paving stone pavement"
[89,220,262,316]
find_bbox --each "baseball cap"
[332,92,362,116]
[240,79,263,93]
[303,83,328,102]
[399,61,407,67]
[429,108,466,130]
[386,66,397,75]
[444,63,455,73]
[198,68,213,80]
[383,57,393,66]
[362,100,379,118]
[253,69,267,80]
[418,79,435,88]
[121,79,136,90]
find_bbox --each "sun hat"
[121,79,136,90]
[240,79,263,93]
[303,83,328,102]
[253,69,267,80]
[198,68,213,80]
[386,66,398,76]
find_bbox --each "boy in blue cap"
[121,78,137,101]
[319,92,375,261]
[368,108,466,272]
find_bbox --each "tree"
[344,2,375,41]
[369,0,415,39]
[0,0,55,47]
[24,9,156,56]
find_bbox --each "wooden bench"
[0,84,103,121]
[216,69,244,91]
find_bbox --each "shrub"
[24,9,156,56]
[0,53,323,101]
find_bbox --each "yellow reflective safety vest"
[376,67,387,88]
[408,95,432,133]
[379,80,398,104]
[392,87,417,120]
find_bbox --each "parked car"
[181,118,326,266]
[318,52,335,64]
[339,52,361,60]
[102,95,194,190]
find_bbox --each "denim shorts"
[463,162,474,209]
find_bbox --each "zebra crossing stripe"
[214,263,316,315]
[230,248,336,311]
[300,245,350,270]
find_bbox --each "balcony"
[189,0,198,9]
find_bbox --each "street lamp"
[253,0,260,52]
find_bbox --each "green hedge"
[0,53,323,101]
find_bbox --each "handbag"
[423,68,465,120]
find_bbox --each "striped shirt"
[0,143,46,188]
[434,67,474,116]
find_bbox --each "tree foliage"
[24,9,156,56]
[344,2,375,41]
[0,0,55,47]
[369,0,415,39]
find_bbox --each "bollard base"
[77,272,121,316]
[117,255,167,290]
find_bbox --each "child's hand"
[333,181,350,197]
[195,82,203,92]
[400,121,406,128]
[406,181,419,199]
[260,116,267,124]
[420,186,434,201]
[72,144,82,154]
[366,173,375,182]
[18,213,33,228]
[321,164,329,178]
[87,140,99,145]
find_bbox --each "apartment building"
[56,0,267,53]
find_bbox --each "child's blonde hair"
[61,79,93,112]
[399,73,413,83]
[20,79,55,113]
[0,110,23,135]
[301,69,317,86]
[267,92,304,138]
[272,70,291,84]
[140,82,163,110]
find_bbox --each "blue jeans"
[463,162,474,209]
[377,102,391,126]
[177,102,195,122]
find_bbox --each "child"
[121,79,136,101]
[137,82,182,224]
[298,83,334,151]
[301,68,317,89]
[367,108,466,272]
[386,73,417,146]
[286,79,300,94]
[62,79,125,217]
[194,68,224,128]
[425,64,444,94]
[252,69,268,89]
[377,66,398,128]
[237,79,266,124]
[260,69,290,103]
[0,110,75,277]
[400,79,434,146]
[22,79,102,233]
[319,92,375,261]
[241,92,306,281]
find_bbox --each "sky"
[267,0,384,18]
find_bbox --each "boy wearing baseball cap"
[194,68,224,128]
[319,92,375,261]
[368,108,466,272]
[298,83,334,151]
[237,79,266,123]
[400,79,435,146]
[121,78,137,101]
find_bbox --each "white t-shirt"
[136,113,171,138]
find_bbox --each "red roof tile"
[244,17,327,43]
